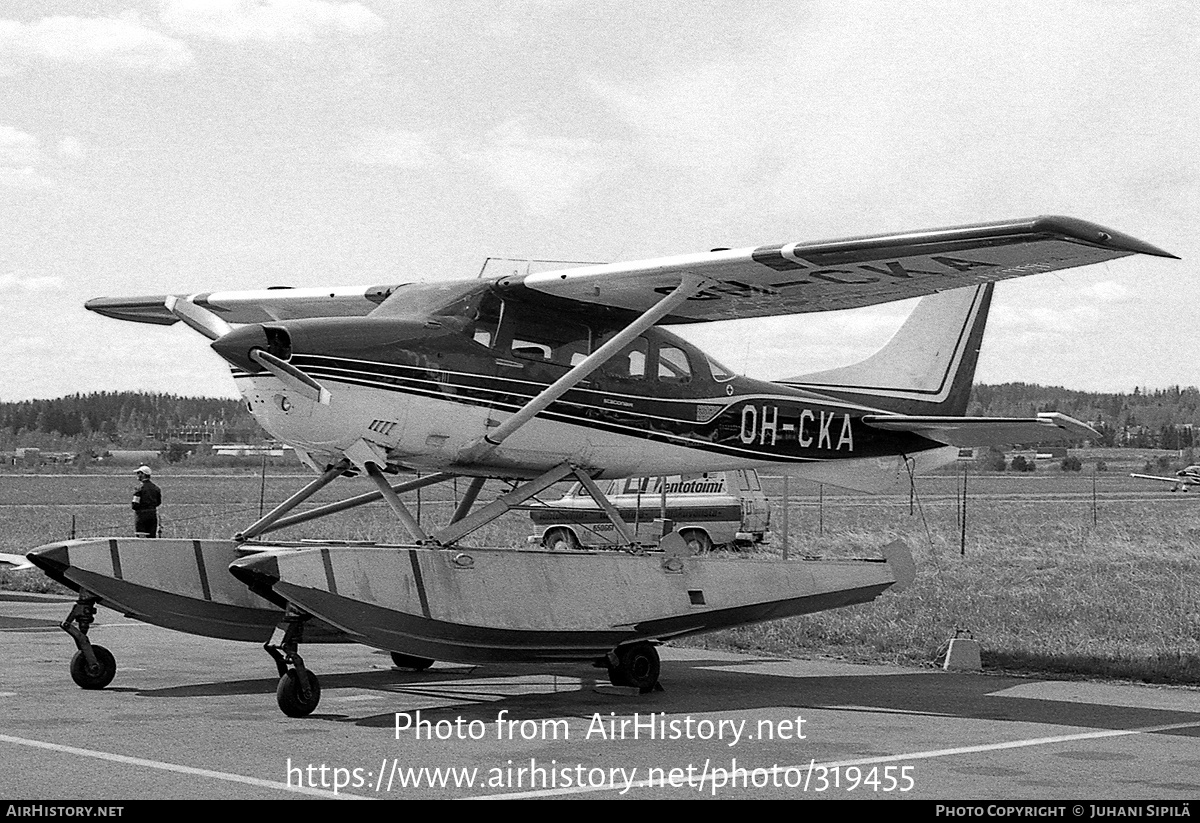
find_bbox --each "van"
[527,470,772,552]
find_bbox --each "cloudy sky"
[0,0,1194,401]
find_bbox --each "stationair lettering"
[740,404,854,452]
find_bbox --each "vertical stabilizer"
[782,284,993,416]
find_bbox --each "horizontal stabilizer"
[861,411,1097,447]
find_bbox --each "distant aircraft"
[27,215,1176,715]
[1130,465,1200,492]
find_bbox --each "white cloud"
[0,126,51,190]
[0,273,65,292]
[1081,281,1132,303]
[465,120,619,217]
[343,128,443,169]
[56,136,86,159]
[0,13,193,74]
[0,126,38,166]
[159,0,386,44]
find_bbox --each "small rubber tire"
[542,527,579,551]
[609,641,660,693]
[70,645,116,690]
[277,669,321,717]
[390,653,434,671]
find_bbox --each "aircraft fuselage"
[212,280,949,485]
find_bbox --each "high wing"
[86,285,404,326]
[514,216,1176,322]
[1130,473,1200,485]
[861,412,1097,447]
[85,216,1174,328]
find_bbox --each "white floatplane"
[28,216,1175,715]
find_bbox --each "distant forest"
[1,384,1199,451]
[0,392,257,451]
[966,383,1200,448]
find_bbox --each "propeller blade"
[165,296,233,340]
[249,348,331,405]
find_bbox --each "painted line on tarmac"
[467,718,1200,799]
[0,733,369,800]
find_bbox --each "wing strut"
[457,273,710,464]
[165,295,232,340]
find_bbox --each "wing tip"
[85,296,179,326]
[1034,215,1179,259]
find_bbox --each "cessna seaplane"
[1130,465,1200,492]
[27,215,1175,716]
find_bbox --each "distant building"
[211,443,294,457]
[103,450,161,465]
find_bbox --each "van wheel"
[543,527,579,551]
[679,529,713,554]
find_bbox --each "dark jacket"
[132,480,162,512]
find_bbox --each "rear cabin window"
[707,354,736,382]
[657,345,692,383]
[602,336,648,381]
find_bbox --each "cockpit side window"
[471,293,504,349]
[488,299,593,367]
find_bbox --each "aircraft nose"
[210,325,271,372]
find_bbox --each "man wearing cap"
[132,466,162,538]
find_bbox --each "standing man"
[132,465,162,538]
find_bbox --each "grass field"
[3,459,1198,684]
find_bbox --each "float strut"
[236,459,350,541]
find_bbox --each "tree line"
[0,392,257,451]
[967,383,1200,448]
